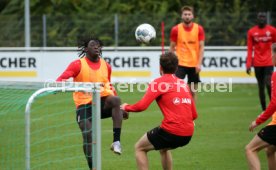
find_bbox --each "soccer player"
[245,43,276,170]
[246,12,276,111]
[56,36,127,170]
[121,52,198,170]
[169,5,205,101]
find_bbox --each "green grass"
[0,84,271,169]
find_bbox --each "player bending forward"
[245,43,276,170]
[121,52,198,170]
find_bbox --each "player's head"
[159,52,178,75]
[256,12,267,28]
[78,36,103,58]
[272,43,276,65]
[181,6,194,25]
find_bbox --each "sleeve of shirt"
[125,81,160,112]
[170,26,178,43]
[56,60,81,81]
[246,30,253,69]
[256,73,276,124]
[106,62,117,96]
[273,27,276,42]
[198,25,205,41]
[191,99,198,120]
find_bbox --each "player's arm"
[170,42,176,53]
[273,27,276,43]
[121,81,160,112]
[196,26,205,73]
[250,72,276,131]
[56,60,81,81]
[169,26,177,53]
[249,44,276,131]
[196,40,204,73]
[246,30,253,75]
[191,98,198,120]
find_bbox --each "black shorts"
[257,125,276,146]
[175,66,201,84]
[254,66,274,82]
[147,127,192,150]
[76,97,112,123]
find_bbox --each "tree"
[0,0,275,47]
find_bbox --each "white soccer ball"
[135,23,156,44]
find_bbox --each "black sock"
[113,128,121,142]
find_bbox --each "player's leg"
[175,66,187,80]
[265,145,276,170]
[245,124,276,170]
[159,149,172,170]
[135,133,155,170]
[245,135,269,170]
[102,96,123,154]
[262,125,276,170]
[264,66,274,101]
[144,126,192,170]
[187,67,200,101]
[76,104,93,169]
[254,67,266,110]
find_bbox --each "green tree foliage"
[0,0,275,47]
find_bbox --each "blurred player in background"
[245,43,276,170]
[246,12,276,111]
[56,36,128,170]
[121,52,198,170]
[169,5,205,101]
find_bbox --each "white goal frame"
[25,83,101,170]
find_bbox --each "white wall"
[0,47,255,83]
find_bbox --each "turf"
[0,84,270,169]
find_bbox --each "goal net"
[0,81,101,170]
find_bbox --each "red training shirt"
[256,72,276,125]
[246,25,276,68]
[124,74,198,136]
[170,22,205,43]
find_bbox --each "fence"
[0,12,275,47]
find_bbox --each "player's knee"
[81,128,92,143]
[110,96,121,107]
[106,95,121,107]
[245,144,252,154]
[134,142,141,152]
[265,77,271,86]
[79,122,86,131]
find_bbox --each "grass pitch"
[0,84,270,169]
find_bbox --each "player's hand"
[121,109,129,120]
[249,121,258,132]
[196,65,201,73]
[246,68,251,75]
[120,103,128,110]
[120,103,129,120]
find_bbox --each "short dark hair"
[77,35,103,58]
[160,52,178,74]
[181,6,194,14]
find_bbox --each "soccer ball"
[135,23,156,44]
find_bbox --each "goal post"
[24,83,101,170]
